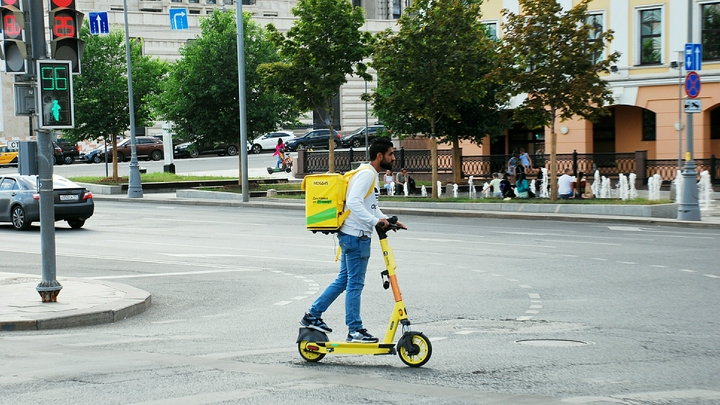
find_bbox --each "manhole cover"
[516,339,589,347]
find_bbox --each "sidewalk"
[2,191,718,332]
[0,272,151,331]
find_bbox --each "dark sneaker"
[300,312,332,333]
[347,328,379,343]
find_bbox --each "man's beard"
[380,159,393,171]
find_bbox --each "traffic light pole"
[25,0,62,301]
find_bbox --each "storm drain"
[515,339,590,347]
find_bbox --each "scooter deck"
[310,341,396,355]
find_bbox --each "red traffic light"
[49,0,84,74]
[50,0,74,8]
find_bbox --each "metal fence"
[303,149,718,184]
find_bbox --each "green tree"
[500,0,619,199]
[65,25,167,179]
[369,0,501,196]
[158,11,299,153]
[258,0,371,173]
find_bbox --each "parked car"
[51,142,65,165]
[81,147,106,164]
[174,141,240,158]
[249,131,296,154]
[55,139,80,165]
[0,174,94,230]
[0,144,18,167]
[103,136,165,162]
[340,125,386,148]
[284,129,342,152]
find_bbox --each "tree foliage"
[158,11,299,145]
[65,25,167,143]
[258,0,371,172]
[369,0,503,194]
[500,0,619,199]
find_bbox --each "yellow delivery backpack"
[301,166,375,232]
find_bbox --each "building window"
[711,107,720,140]
[189,0,198,3]
[206,0,216,4]
[392,0,401,19]
[642,109,656,141]
[587,13,603,64]
[483,22,497,40]
[640,8,661,65]
[170,0,182,3]
[352,0,361,7]
[702,3,720,61]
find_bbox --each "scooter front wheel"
[398,332,432,367]
[298,341,326,362]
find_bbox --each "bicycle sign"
[685,71,701,99]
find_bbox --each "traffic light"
[49,0,84,74]
[37,60,74,129]
[0,0,27,74]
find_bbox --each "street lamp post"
[678,0,700,220]
[124,0,143,198]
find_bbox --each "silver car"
[0,175,94,230]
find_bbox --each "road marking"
[528,293,541,299]
[516,316,533,321]
[526,310,539,314]
[491,273,504,277]
[619,261,636,265]
[87,268,261,280]
[608,226,643,231]
[703,274,720,278]
[561,254,578,257]
[291,296,308,300]
[506,278,518,282]
[519,285,532,289]
[681,269,697,273]
[529,305,543,309]
[455,330,476,335]
[591,258,607,261]
[273,301,292,306]
[650,265,667,268]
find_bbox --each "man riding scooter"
[300,138,405,343]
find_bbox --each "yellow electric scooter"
[296,217,432,367]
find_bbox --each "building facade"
[468,0,720,162]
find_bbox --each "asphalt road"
[0,201,718,404]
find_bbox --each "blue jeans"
[309,232,371,332]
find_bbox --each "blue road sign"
[685,71,701,99]
[170,8,188,30]
[89,12,109,35]
[685,43,702,71]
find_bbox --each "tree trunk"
[549,114,557,201]
[112,136,118,181]
[452,137,461,184]
[430,120,438,199]
[327,101,335,173]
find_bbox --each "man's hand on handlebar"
[378,217,407,231]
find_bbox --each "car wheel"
[11,205,31,230]
[352,139,361,148]
[251,144,262,154]
[190,149,199,158]
[116,152,125,162]
[52,155,57,165]
[226,145,239,156]
[93,154,103,164]
[296,143,306,151]
[150,150,163,161]
[63,155,74,165]
[67,219,85,229]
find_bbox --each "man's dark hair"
[369,137,393,160]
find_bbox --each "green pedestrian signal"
[37,60,74,129]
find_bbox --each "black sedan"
[0,175,94,230]
[339,125,386,148]
[284,129,341,152]
[174,141,239,158]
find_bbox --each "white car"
[249,131,296,154]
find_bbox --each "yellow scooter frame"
[297,218,432,367]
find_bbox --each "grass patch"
[69,173,237,185]
[378,196,673,205]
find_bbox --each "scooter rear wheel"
[398,332,432,367]
[298,341,326,362]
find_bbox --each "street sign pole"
[123,0,142,198]
[678,1,700,221]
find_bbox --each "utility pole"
[236,0,249,202]
[678,0,700,221]
[124,0,143,198]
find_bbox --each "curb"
[93,194,720,229]
[0,279,152,332]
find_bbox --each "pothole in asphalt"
[515,339,591,347]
